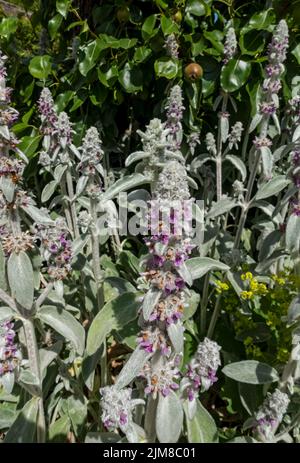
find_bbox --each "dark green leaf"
[48,14,63,39]
[142,15,158,40]
[154,58,179,79]
[29,56,52,80]
[221,59,251,93]
[0,17,18,39]
[119,63,143,93]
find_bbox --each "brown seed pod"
[184,63,203,81]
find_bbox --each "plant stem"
[60,179,74,237]
[0,288,17,311]
[90,196,106,386]
[22,318,46,443]
[234,117,269,249]
[35,282,54,309]
[66,169,80,238]
[90,198,104,310]
[200,272,210,336]
[207,295,221,339]
[216,94,228,201]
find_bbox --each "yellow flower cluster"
[220,269,296,364]
[271,275,286,286]
[240,272,267,300]
[215,280,229,294]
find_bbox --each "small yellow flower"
[240,290,254,300]
[258,283,267,294]
[215,280,229,293]
[250,280,259,291]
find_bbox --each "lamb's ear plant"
[1,12,300,444]
[97,85,221,443]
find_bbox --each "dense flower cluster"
[38,87,57,134]
[0,321,21,390]
[136,118,169,174]
[131,87,197,405]
[187,132,200,155]
[205,132,217,155]
[2,231,34,255]
[165,85,185,150]
[141,355,181,398]
[54,111,73,147]
[223,27,237,64]
[34,218,72,280]
[164,34,179,59]
[100,385,143,433]
[181,338,221,406]
[228,122,243,149]
[254,389,289,441]
[259,20,289,116]
[78,126,104,176]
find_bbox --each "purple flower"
[259,102,277,115]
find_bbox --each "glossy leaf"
[221,59,251,93]
[29,56,52,80]
[154,58,179,79]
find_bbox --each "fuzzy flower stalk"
[252,389,290,442]
[223,27,237,64]
[180,337,221,418]
[0,320,22,393]
[100,386,144,442]
[109,86,196,443]
[37,88,79,239]
[234,20,289,249]
[164,34,179,59]
[77,126,105,309]
[165,85,185,151]
[0,50,46,441]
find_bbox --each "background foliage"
[0,0,300,444]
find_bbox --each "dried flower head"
[2,231,34,255]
